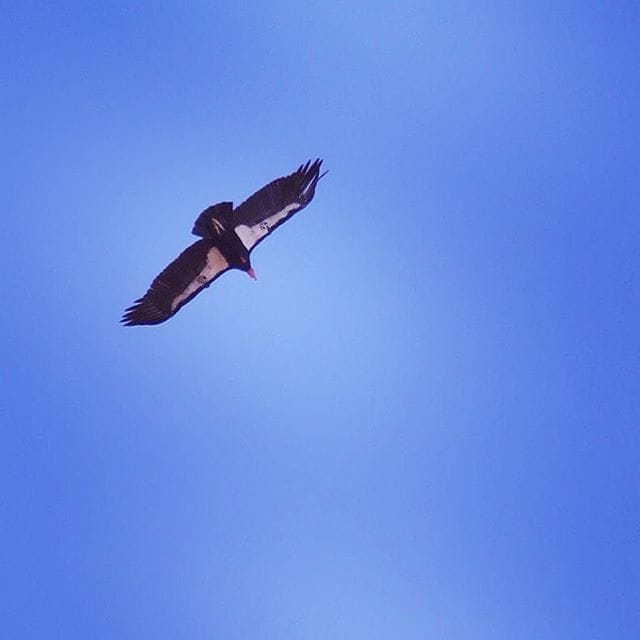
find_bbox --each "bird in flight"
[122,159,325,326]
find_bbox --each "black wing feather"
[122,239,219,326]
[233,158,324,228]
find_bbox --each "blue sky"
[2,2,639,638]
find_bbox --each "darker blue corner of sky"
[1,2,639,639]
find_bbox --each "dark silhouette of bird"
[122,159,325,326]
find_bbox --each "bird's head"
[238,254,257,280]
[226,238,256,280]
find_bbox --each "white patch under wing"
[235,202,302,250]
[171,246,229,310]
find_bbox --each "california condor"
[121,159,325,326]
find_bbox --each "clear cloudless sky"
[2,2,639,638]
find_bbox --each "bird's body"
[122,159,325,326]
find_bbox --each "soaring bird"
[121,159,325,326]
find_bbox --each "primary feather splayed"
[121,159,325,326]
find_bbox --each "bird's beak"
[247,267,257,280]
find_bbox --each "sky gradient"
[2,2,639,638]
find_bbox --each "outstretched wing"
[121,239,230,326]
[233,159,324,252]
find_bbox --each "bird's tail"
[191,201,233,238]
